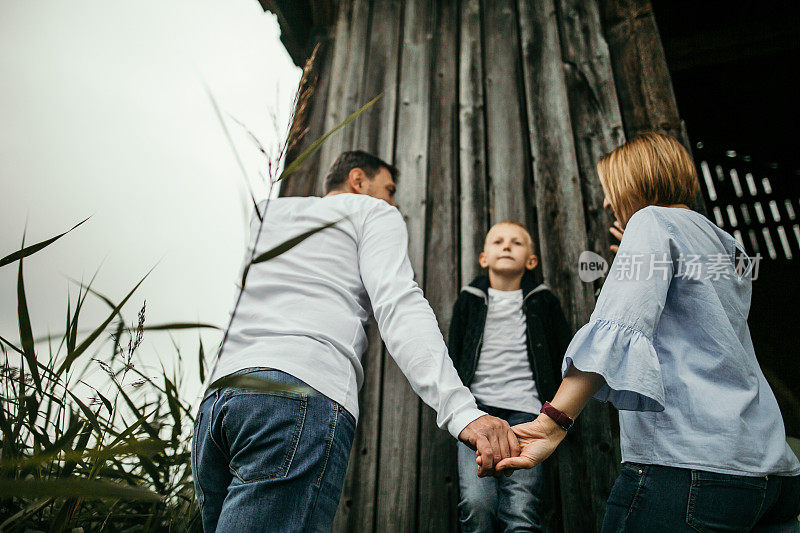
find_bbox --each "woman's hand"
[609,220,624,253]
[477,414,567,472]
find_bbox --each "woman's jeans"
[457,404,544,532]
[602,462,800,532]
[191,368,356,532]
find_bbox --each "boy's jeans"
[457,404,543,533]
[191,368,355,532]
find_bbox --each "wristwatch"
[540,401,574,431]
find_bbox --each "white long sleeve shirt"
[208,193,485,439]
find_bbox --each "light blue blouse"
[563,206,800,476]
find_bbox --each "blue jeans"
[457,404,544,532]
[602,462,800,532]
[191,368,356,532]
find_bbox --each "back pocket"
[686,470,766,532]
[221,390,307,483]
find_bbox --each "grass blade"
[17,241,41,389]
[197,335,206,383]
[57,269,152,376]
[0,217,89,268]
[207,373,314,395]
[251,218,345,266]
[0,478,162,502]
[277,93,383,182]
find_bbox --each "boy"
[448,221,571,532]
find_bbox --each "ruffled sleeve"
[561,207,677,412]
[562,319,665,411]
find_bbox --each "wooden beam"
[554,1,625,530]
[417,0,461,531]
[458,0,490,284]
[600,0,706,214]
[280,35,335,197]
[375,0,434,529]
[332,323,385,532]
[555,0,624,266]
[315,0,371,196]
[354,0,404,161]
[481,0,532,229]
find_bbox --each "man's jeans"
[602,462,800,532]
[191,368,356,532]
[457,404,543,533]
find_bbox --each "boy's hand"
[478,414,566,472]
[459,415,520,477]
[609,221,624,253]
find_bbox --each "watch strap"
[540,401,574,431]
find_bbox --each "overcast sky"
[0,0,301,397]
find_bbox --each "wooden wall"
[277,1,687,530]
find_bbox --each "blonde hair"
[597,132,699,225]
[486,220,535,254]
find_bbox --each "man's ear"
[347,168,366,193]
[478,252,489,269]
[526,254,539,271]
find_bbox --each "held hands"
[458,415,520,477]
[475,414,567,473]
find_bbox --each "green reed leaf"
[251,218,345,266]
[197,335,206,384]
[0,217,89,268]
[17,241,41,389]
[207,374,314,396]
[0,478,161,502]
[277,93,383,182]
[57,269,152,376]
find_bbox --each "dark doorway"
[654,1,800,435]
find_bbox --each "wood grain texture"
[600,0,706,214]
[280,32,334,198]
[315,0,371,196]
[416,1,460,530]
[354,0,403,160]
[332,322,384,532]
[481,0,530,227]
[457,0,489,284]
[555,0,624,264]
[555,1,625,530]
[375,0,434,530]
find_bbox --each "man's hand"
[609,220,624,253]
[482,414,566,472]
[458,414,520,477]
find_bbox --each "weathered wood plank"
[332,322,384,532]
[315,0,371,196]
[555,0,624,265]
[600,0,706,213]
[458,0,489,284]
[481,0,531,228]
[555,1,625,531]
[354,0,403,160]
[332,3,403,530]
[517,2,600,531]
[375,0,433,529]
[417,0,460,531]
[280,33,334,198]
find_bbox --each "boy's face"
[479,223,538,275]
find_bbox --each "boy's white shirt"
[208,193,485,440]
[469,288,542,414]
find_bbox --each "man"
[192,151,519,532]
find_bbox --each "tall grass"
[0,230,209,531]
[0,45,381,531]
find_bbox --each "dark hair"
[323,150,399,194]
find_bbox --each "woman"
[492,132,800,531]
